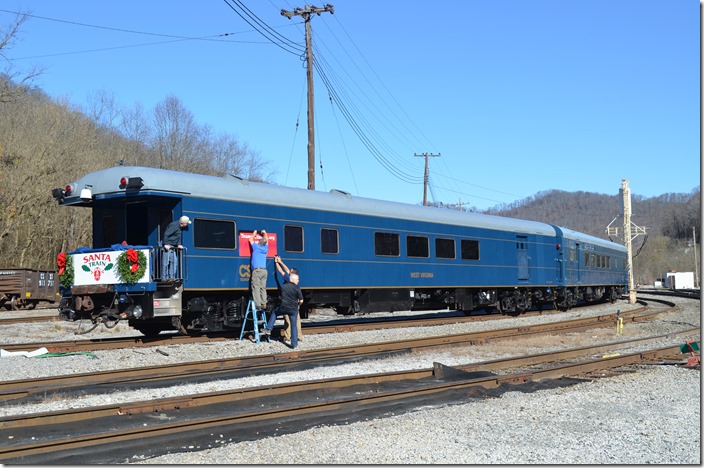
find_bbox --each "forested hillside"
[0,74,275,270]
[484,188,701,285]
[485,189,700,240]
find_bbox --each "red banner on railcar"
[239,232,278,257]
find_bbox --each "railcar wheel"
[334,305,354,316]
[608,288,619,303]
[557,290,574,312]
[498,296,519,316]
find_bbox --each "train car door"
[516,235,530,281]
[575,243,583,284]
[125,202,149,246]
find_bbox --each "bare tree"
[204,129,274,182]
[115,101,155,166]
[152,95,204,171]
[0,11,43,103]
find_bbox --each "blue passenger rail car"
[51,166,627,336]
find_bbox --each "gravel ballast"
[0,296,700,464]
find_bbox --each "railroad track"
[0,301,680,404]
[0,330,697,465]
[0,300,654,353]
[0,312,59,325]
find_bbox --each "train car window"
[569,247,575,262]
[194,219,236,250]
[606,256,611,269]
[461,239,480,260]
[435,238,455,259]
[321,228,339,254]
[374,232,400,257]
[407,235,429,258]
[285,225,304,253]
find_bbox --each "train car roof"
[62,166,619,245]
[557,226,627,252]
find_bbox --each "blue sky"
[1,0,700,211]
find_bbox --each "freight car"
[51,166,628,336]
[0,269,59,310]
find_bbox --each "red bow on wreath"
[57,252,66,276]
[126,248,139,273]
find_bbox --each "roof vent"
[226,173,249,185]
[330,188,352,199]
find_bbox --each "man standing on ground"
[262,271,303,349]
[249,229,269,312]
[274,256,303,342]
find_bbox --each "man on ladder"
[249,229,269,313]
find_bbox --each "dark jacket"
[279,281,303,313]
[163,221,182,247]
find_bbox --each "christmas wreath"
[116,248,147,284]
[57,252,74,289]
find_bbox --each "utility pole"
[615,179,647,303]
[281,4,334,191]
[693,226,699,288]
[414,152,440,206]
[622,180,636,304]
[606,180,647,303]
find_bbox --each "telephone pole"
[693,227,699,288]
[281,4,334,191]
[414,152,440,206]
[607,179,647,304]
[622,180,636,303]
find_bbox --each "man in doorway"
[162,215,190,279]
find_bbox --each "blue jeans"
[162,248,178,279]
[266,307,298,348]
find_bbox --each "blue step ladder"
[239,300,269,343]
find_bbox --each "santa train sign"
[70,249,151,286]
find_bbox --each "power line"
[223,0,304,56]
[0,7,253,43]
[314,60,423,184]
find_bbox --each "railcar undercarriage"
[58,284,626,336]
[307,285,625,317]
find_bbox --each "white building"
[664,271,695,290]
